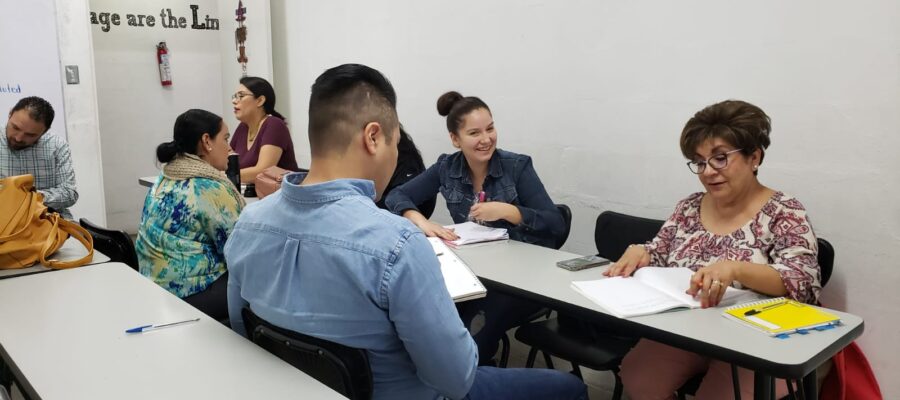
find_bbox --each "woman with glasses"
[230,76,300,183]
[605,100,821,399]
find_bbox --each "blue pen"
[126,317,200,334]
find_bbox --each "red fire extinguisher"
[157,42,172,87]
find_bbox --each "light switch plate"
[65,65,79,84]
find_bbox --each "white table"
[453,240,864,400]
[0,263,343,400]
[0,237,110,280]
[139,176,258,204]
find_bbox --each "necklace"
[246,115,269,148]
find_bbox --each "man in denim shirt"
[225,64,586,400]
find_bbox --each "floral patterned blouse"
[644,191,821,303]
[136,176,243,298]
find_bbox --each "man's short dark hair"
[308,64,398,155]
[10,96,55,132]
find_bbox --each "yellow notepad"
[723,297,841,337]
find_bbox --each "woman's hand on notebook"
[403,209,460,241]
[604,244,650,277]
[416,220,460,241]
[686,261,737,308]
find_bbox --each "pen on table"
[744,301,787,316]
[126,318,200,334]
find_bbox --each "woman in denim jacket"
[385,91,565,364]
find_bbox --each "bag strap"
[39,215,94,269]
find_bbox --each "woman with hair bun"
[385,91,565,365]
[230,76,300,183]
[136,109,245,321]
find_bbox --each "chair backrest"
[594,211,665,261]
[817,238,834,287]
[241,307,373,400]
[79,218,139,270]
[554,204,573,250]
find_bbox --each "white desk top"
[0,236,111,279]
[139,175,258,204]
[453,240,864,378]
[0,263,343,400]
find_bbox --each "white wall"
[89,0,272,232]
[90,0,226,233]
[56,0,107,225]
[271,0,900,396]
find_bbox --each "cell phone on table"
[556,255,611,271]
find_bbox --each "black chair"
[79,218,139,270]
[241,308,373,400]
[676,237,836,400]
[817,238,834,287]
[497,204,573,368]
[554,204,573,250]
[514,211,664,399]
[0,361,11,400]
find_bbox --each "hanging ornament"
[235,0,248,76]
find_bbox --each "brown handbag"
[255,166,291,199]
[0,174,94,269]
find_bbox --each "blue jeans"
[464,367,588,400]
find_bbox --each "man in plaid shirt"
[1,96,78,219]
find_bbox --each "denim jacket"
[385,149,564,248]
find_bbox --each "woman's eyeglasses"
[686,148,743,174]
[231,91,252,101]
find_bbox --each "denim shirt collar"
[448,150,504,184]
[281,172,376,203]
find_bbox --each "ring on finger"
[711,279,722,288]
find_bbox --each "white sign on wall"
[0,0,67,139]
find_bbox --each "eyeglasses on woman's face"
[686,148,743,174]
[231,91,253,101]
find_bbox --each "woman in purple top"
[230,76,300,183]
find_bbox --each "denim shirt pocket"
[487,183,519,206]
[440,185,472,223]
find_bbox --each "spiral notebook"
[427,237,487,302]
[723,297,841,337]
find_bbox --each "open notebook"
[442,222,508,248]
[571,267,760,318]
[723,298,842,337]
[427,237,487,302]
